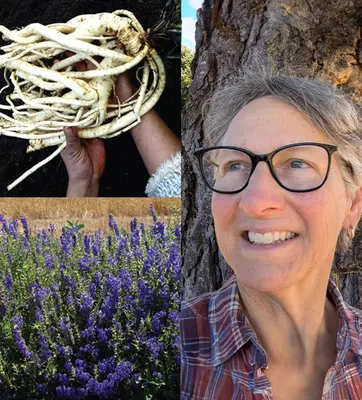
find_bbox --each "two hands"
[59,56,181,197]
[60,75,133,197]
[59,54,135,197]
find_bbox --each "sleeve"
[145,151,181,197]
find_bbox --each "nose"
[239,161,286,216]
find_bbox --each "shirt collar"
[209,275,260,367]
[327,279,362,360]
[209,275,362,367]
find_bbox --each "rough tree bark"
[182,0,362,305]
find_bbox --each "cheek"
[297,189,345,242]
[212,193,237,234]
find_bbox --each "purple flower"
[84,235,90,253]
[38,331,52,360]
[113,360,133,382]
[43,251,54,270]
[97,356,115,376]
[58,317,71,337]
[108,215,120,238]
[108,253,116,266]
[20,216,29,239]
[37,383,48,394]
[81,326,96,341]
[130,220,140,247]
[12,316,33,360]
[160,284,170,310]
[137,279,153,308]
[79,254,91,273]
[34,285,51,306]
[107,235,112,248]
[4,273,12,291]
[56,385,86,398]
[155,221,165,239]
[175,224,181,240]
[63,274,76,290]
[101,294,119,320]
[92,271,102,288]
[75,368,91,384]
[0,214,8,233]
[89,282,97,298]
[97,328,110,345]
[119,269,132,291]
[151,311,167,334]
[8,219,18,238]
[79,344,99,359]
[91,233,101,256]
[64,361,73,374]
[116,237,128,259]
[48,223,55,234]
[60,230,72,256]
[55,372,70,385]
[168,311,180,324]
[75,359,85,369]
[35,308,43,323]
[146,338,164,360]
[11,315,23,329]
[150,204,157,223]
[78,292,94,316]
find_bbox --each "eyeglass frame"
[194,142,338,194]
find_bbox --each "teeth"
[247,231,296,245]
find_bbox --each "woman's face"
[211,96,357,292]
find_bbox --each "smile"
[242,231,299,245]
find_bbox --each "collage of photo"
[0,0,362,398]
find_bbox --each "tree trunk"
[182,0,362,305]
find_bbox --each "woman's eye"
[226,162,244,171]
[289,159,309,168]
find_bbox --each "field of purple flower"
[0,205,181,399]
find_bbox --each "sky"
[182,0,202,49]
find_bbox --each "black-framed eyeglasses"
[194,142,338,193]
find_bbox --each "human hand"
[61,127,106,197]
[55,52,106,196]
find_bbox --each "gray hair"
[203,72,362,253]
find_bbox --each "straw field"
[0,198,181,232]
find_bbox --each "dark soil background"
[0,0,180,197]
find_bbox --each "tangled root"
[0,10,166,190]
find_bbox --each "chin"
[230,259,298,293]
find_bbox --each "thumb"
[63,127,81,156]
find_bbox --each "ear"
[342,187,362,230]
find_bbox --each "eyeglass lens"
[201,145,330,192]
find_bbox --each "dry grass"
[0,198,181,232]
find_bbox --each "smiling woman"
[181,74,362,400]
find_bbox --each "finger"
[62,127,81,157]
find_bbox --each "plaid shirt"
[181,275,362,399]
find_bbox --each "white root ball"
[0,10,166,191]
